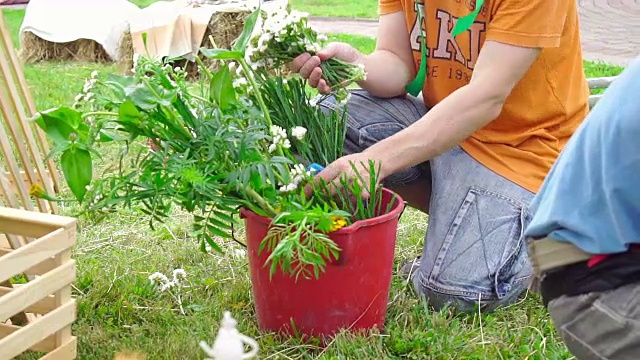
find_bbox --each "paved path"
[309,0,640,66]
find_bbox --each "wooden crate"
[0,207,77,360]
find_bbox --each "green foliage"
[32,8,385,281]
[255,72,347,166]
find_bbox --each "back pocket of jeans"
[430,186,531,300]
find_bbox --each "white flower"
[233,249,247,259]
[279,183,297,193]
[149,272,169,283]
[279,163,309,193]
[83,79,96,93]
[74,93,83,102]
[172,268,186,284]
[268,125,290,152]
[90,70,99,79]
[149,269,187,292]
[149,272,173,291]
[232,77,248,88]
[270,125,287,139]
[291,126,307,140]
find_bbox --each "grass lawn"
[2,7,626,360]
[290,0,378,19]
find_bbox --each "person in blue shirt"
[525,54,640,359]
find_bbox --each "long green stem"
[239,59,272,127]
[238,58,287,159]
[246,187,277,217]
[82,111,117,119]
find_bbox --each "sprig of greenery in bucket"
[29,4,392,280]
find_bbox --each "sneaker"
[399,256,421,277]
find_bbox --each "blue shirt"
[525,55,640,254]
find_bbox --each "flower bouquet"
[32,3,404,337]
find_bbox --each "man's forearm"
[365,82,505,177]
[356,50,415,98]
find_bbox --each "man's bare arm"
[365,40,541,177]
[356,11,416,98]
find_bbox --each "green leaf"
[60,147,93,202]
[232,6,261,53]
[199,48,243,60]
[33,107,81,144]
[98,128,126,142]
[118,101,141,122]
[124,83,176,110]
[43,142,70,162]
[210,66,236,110]
[205,235,223,252]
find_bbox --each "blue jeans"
[321,90,534,312]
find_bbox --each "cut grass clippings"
[1,7,627,360]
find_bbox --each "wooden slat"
[0,260,76,322]
[0,206,75,237]
[0,285,57,315]
[0,163,20,209]
[0,281,29,325]
[587,76,616,89]
[0,300,76,358]
[0,12,60,211]
[0,122,31,211]
[0,66,50,213]
[40,336,77,360]
[0,13,61,195]
[4,169,52,187]
[0,322,54,352]
[589,94,603,109]
[0,246,58,275]
[53,245,73,348]
[0,228,73,283]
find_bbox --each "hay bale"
[117,30,134,73]
[20,31,112,63]
[117,10,249,78]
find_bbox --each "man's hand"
[291,42,363,94]
[305,152,387,200]
[289,12,415,98]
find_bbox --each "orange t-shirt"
[378,0,589,193]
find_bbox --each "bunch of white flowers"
[291,126,307,140]
[149,268,187,292]
[73,70,99,107]
[246,5,324,68]
[279,163,310,193]
[245,5,366,106]
[268,125,291,153]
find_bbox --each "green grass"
[290,0,379,19]
[2,7,627,360]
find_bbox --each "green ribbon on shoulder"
[405,0,484,97]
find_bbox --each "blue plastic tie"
[308,163,325,174]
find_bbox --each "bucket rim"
[240,187,405,234]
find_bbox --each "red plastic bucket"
[242,188,405,338]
